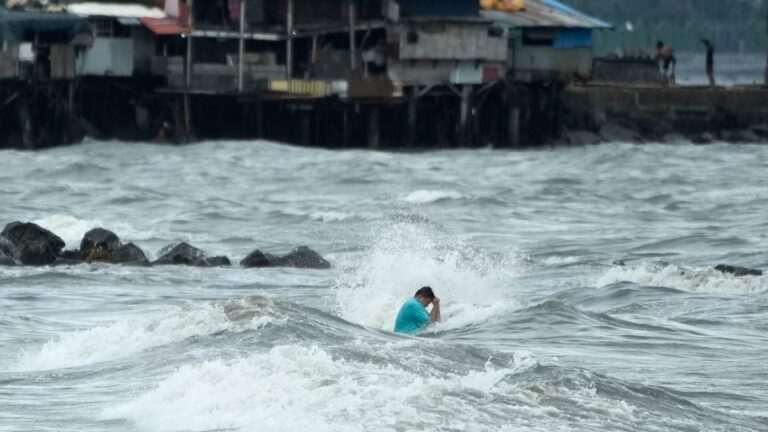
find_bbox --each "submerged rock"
[240,250,271,268]
[714,264,762,277]
[1,222,65,265]
[271,246,331,269]
[153,242,230,267]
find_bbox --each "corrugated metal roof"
[481,0,611,29]
[66,2,166,19]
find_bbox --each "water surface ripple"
[1,141,767,431]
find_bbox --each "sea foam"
[102,345,539,432]
[598,262,767,294]
[12,299,280,372]
[333,221,524,332]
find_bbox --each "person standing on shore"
[701,39,715,88]
[656,41,676,86]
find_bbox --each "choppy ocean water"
[0,140,766,431]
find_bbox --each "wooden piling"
[407,86,417,147]
[459,84,472,146]
[286,0,294,79]
[368,108,380,148]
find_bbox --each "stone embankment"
[0,222,331,270]
[560,86,768,146]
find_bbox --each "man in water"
[701,39,715,88]
[656,41,676,86]
[394,286,441,334]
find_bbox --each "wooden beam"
[238,0,246,92]
[459,84,472,146]
[287,0,294,79]
[185,0,194,88]
[348,0,356,71]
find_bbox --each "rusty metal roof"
[481,0,611,29]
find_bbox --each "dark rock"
[153,242,228,267]
[1,222,65,265]
[736,130,761,143]
[714,264,762,277]
[564,130,602,146]
[599,123,641,143]
[0,244,15,266]
[204,256,231,267]
[691,132,716,145]
[240,250,271,268]
[153,242,208,266]
[751,124,768,139]
[271,246,331,269]
[0,238,16,265]
[612,260,626,267]
[60,250,82,260]
[113,243,150,266]
[80,228,120,260]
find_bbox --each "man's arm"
[430,297,441,323]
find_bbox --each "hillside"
[566,0,767,53]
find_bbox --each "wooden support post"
[67,81,74,114]
[237,0,246,92]
[509,106,520,147]
[19,87,31,149]
[342,107,350,148]
[286,0,294,79]
[301,110,311,146]
[459,84,472,146]
[185,0,194,88]
[407,86,417,147]
[348,0,356,71]
[310,35,318,77]
[183,93,191,142]
[256,99,263,138]
[368,108,379,148]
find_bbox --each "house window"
[406,31,419,44]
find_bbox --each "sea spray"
[332,219,525,331]
[598,262,768,294]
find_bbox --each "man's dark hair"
[656,41,664,49]
[414,286,435,300]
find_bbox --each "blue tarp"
[554,28,592,48]
[399,0,479,17]
[0,7,91,43]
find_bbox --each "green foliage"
[565,0,767,53]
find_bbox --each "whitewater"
[1,140,767,431]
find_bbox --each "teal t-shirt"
[394,297,430,334]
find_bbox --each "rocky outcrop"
[240,246,330,269]
[78,228,150,266]
[270,246,331,269]
[240,249,271,268]
[714,264,762,277]
[1,222,64,265]
[153,242,230,267]
[80,228,120,260]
